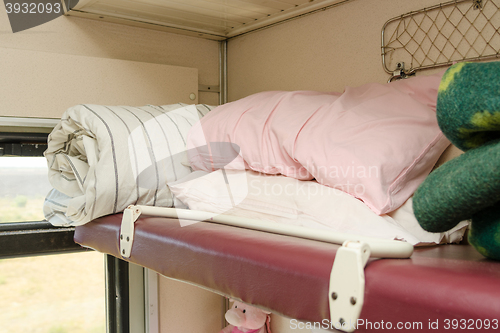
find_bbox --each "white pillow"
[168,169,468,246]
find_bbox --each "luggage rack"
[382,0,500,80]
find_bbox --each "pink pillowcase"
[187,72,449,214]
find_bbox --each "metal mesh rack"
[382,0,500,78]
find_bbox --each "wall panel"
[0,11,220,117]
[227,0,447,101]
[0,48,198,118]
[158,276,223,333]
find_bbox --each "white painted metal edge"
[0,116,59,128]
[120,205,413,260]
[329,241,370,332]
[129,263,146,333]
[145,268,159,333]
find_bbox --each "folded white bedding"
[44,103,214,226]
[168,170,468,246]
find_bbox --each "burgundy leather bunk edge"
[74,214,500,332]
[74,213,336,321]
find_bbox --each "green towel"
[413,61,500,260]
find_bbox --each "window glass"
[0,251,106,333]
[0,156,52,223]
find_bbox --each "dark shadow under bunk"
[74,213,500,332]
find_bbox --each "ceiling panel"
[67,0,347,39]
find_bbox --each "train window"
[0,251,106,333]
[0,119,53,224]
[0,156,52,223]
[0,118,106,333]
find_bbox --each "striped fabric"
[43,103,214,226]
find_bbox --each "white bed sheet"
[168,169,468,246]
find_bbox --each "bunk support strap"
[329,241,370,332]
[120,206,141,257]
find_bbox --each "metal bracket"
[329,241,371,332]
[120,205,142,258]
[388,62,416,82]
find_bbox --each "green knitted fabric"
[469,204,500,260]
[413,61,500,260]
[436,61,500,151]
[413,139,500,232]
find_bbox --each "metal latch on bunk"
[388,62,416,82]
[329,240,371,333]
[120,205,142,258]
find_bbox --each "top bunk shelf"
[73,212,500,332]
[63,0,350,40]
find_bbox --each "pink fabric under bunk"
[74,214,500,332]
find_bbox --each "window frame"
[0,117,137,333]
[0,118,83,258]
[0,221,82,258]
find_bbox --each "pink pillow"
[187,72,449,214]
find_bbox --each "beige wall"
[0,48,200,118]
[158,276,223,333]
[0,11,220,117]
[156,277,324,333]
[226,0,446,101]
